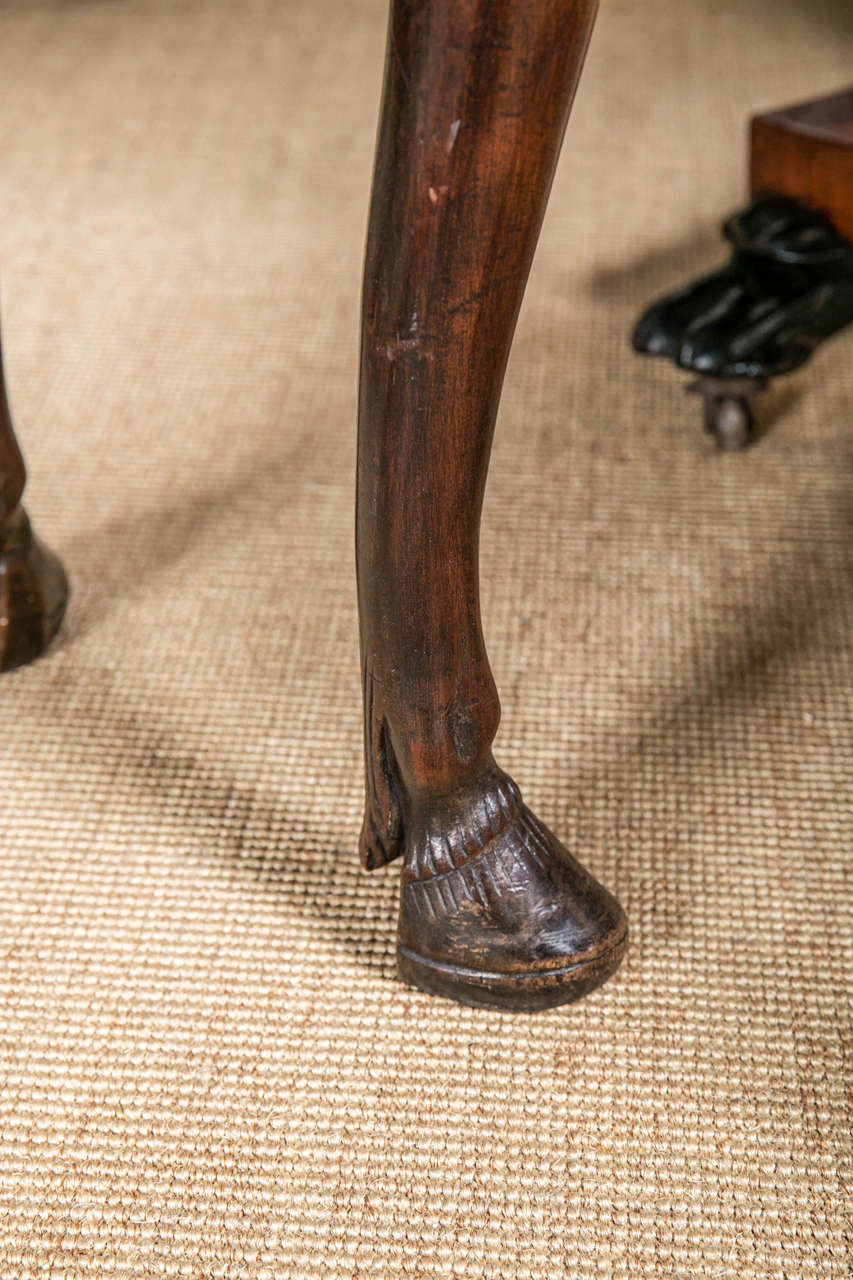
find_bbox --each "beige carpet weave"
[1,1,851,1276]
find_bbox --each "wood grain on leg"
[356,0,627,1010]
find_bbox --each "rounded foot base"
[398,932,628,1012]
[0,506,69,672]
[396,765,628,1012]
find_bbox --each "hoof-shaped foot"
[397,766,627,1012]
[0,506,69,672]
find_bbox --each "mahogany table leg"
[0,327,68,671]
[357,0,627,1010]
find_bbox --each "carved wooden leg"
[0,326,68,671]
[357,0,627,1010]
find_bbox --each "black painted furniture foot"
[633,196,853,448]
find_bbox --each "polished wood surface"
[356,0,627,1009]
[751,87,853,240]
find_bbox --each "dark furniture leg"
[357,0,627,1011]
[0,327,68,671]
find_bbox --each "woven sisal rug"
[1,1,850,1275]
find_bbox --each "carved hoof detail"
[397,766,628,1011]
[0,506,69,672]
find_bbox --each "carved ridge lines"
[478,855,504,900]
[490,843,515,889]
[465,861,489,909]
[481,788,498,836]
[403,836,546,918]
[466,814,483,853]
[504,835,532,882]
[442,876,459,913]
[407,788,522,885]
[519,811,560,874]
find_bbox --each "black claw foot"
[633,195,853,443]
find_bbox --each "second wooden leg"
[0,328,68,671]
